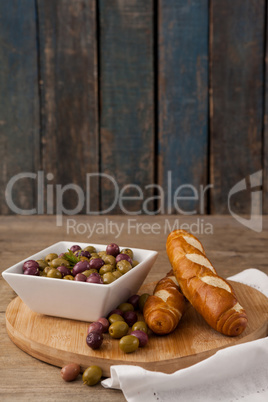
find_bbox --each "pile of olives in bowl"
[22,243,139,285]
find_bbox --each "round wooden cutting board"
[5,281,268,377]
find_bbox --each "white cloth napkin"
[228,268,268,298]
[101,269,268,402]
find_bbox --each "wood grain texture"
[5,282,268,376]
[37,0,99,213]
[210,0,264,214]
[1,215,268,400]
[0,0,40,215]
[99,0,154,214]
[264,2,268,215]
[158,0,209,214]
[1,1,267,218]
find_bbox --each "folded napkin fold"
[102,269,268,402]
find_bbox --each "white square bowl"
[2,241,158,322]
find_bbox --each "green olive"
[82,269,98,277]
[83,246,97,254]
[112,270,122,280]
[121,248,134,259]
[63,275,74,280]
[102,254,116,267]
[82,365,102,386]
[132,260,139,267]
[118,302,134,313]
[36,259,47,270]
[108,314,125,325]
[40,271,47,277]
[45,253,58,263]
[109,321,129,339]
[47,268,62,279]
[99,264,113,275]
[98,251,107,258]
[138,293,150,312]
[116,260,132,275]
[80,256,90,261]
[44,266,51,274]
[119,335,139,353]
[132,321,148,334]
[102,272,116,284]
[51,258,70,268]
[90,253,99,259]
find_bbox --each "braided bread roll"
[166,230,248,336]
[143,275,186,335]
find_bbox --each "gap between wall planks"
[0,0,268,216]
[210,0,265,214]
[158,0,209,215]
[0,0,40,215]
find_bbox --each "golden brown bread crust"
[166,229,248,336]
[143,276,185,335]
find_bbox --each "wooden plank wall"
[99,0,154,214]
[0,0,40,214]
[37,0,99,214]
[264,2,268,215]
[210,0,265,214]
[158,0,208,214]
[0,0,267,216]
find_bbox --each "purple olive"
[108,308,123,317]
[23,260,39,272]
[86,331,103,350]
[58,252,65,258]
[70,245,81,253]
[127,294,140,310]
[123,311,138,327]
[89,258,104,270]
[115,253,132,265]
[57,265,72,277]
[72,260,90,276]
[106,243,120,257]
[86,273,103,284]
[87,321,104,334]
[89,272,101,277]
[24,266,40,276]
[74,250,91,259]
[130,330,148,347]
[74,273,87,282]
[97,317,109,333]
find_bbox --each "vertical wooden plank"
[0,0,40,214]
[99,0,154,214]
[210,0,264,214]
[158,0,209,214]
[37,0,98,213]
[264,1,268,215]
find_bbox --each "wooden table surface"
[1,215,267,401]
